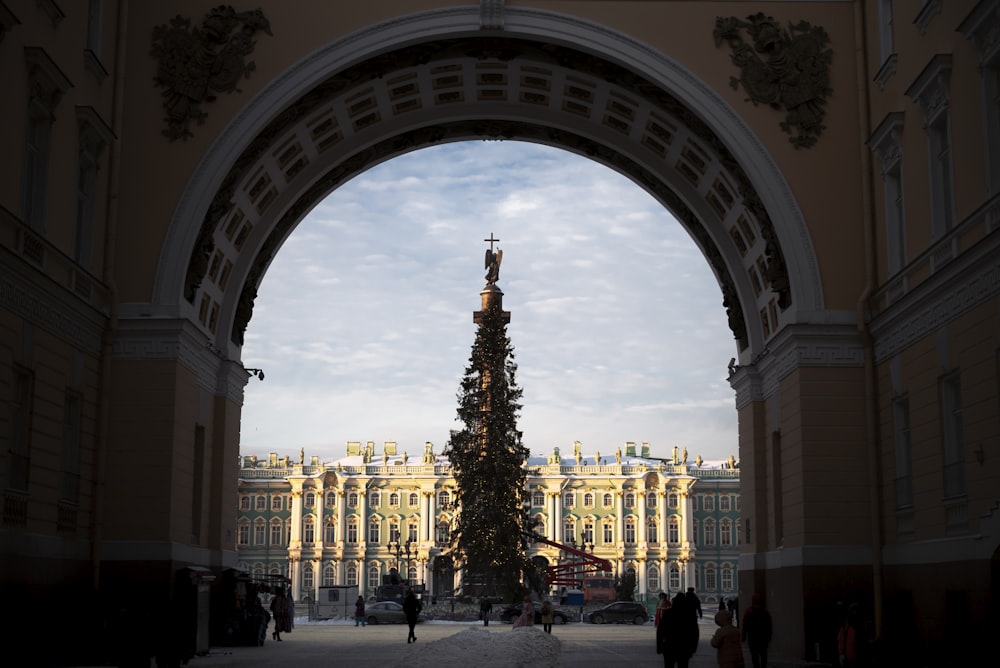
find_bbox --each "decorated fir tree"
[444,252,539,601]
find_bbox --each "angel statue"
[484,245,503,284]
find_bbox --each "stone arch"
[153,6,821,369]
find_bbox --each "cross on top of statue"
[484,233,502,285]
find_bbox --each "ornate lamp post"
[389,531,415,585]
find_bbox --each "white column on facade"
[616,490,624,545]
[638,559,647,597]
[637,486,647,547]
[338,490,346,547]
[681,490,693,546]
[289,489,303,545]
[659,488,668,545]
[553,491,562,543]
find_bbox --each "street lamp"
[389,531,414,585]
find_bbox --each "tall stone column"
[659,489,668,544]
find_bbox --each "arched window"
[409,493,419,507]
[703,494,715,511]
[720,519,733,546]
[270,519,282,546]
[254,519,265,545]
[436,520,450,544]
[722,566,734,591]
[271,495,283,511]
[667,492,679,508]
[437,490,450,507]
[704,519,716,546]
[624,492,635,508]
[346,564,358,586]
[325,491,336,508]
[368,565,381,590]
[347,518,359,544]
[324,518,336,543]
[646,492,657,509]
[669,565,681,590]
[240,495,250,511]
[564,492,575,508]
[389,492,400,507]
[368,518,381,544]
[532,490,545,507]
[255,495,267,511]
[624,518,636,544]
[668,516,680,544]
[347,492,358,508]
[303,564,314,593]
[534,516,546,538]
[563,518,576,543]
[648,565,660,593]
[238,520,249,545]
[368,491,380,507]
[584,492,594,508]
[705,565,717,591]
[720,494,731,512]
[323,563,337,586]
[408,566,417,583]
[303,516,315,543]
[304,492,315,508]
[603,493,613,508]
[646,518,658,543]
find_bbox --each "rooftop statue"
[484,233,502,284]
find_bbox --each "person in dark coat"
[686,587,703,619]
[402,588,422,643]
[741,593,772,668]
[479,595,493,626]
[656,593,699,668]
[269,587,292,641]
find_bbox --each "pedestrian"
[686,587,703,619]
[741,593,772,668]
[711,609,744,668]
[837,602,871,667]
[403,588,422,643]
[269,586,292,641]
[540,598,555,633]
[512,596,534,628]
[479,595,493,626]
[656,593,699,668]
[354,595,366,627]
[655,592,672,627]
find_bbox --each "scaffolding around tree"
[523,531,613,588]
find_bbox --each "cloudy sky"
[239,141,740,465]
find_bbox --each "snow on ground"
[390,625,561,668]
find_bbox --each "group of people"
[655,588,772,668]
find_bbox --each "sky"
[239,141,740,465]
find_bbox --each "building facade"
[236,441,741,607]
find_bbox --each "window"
[409,493,419,507]
[705,566,717,591]
[325,492,336,508]
[59,391,82,504]
[436,521,450,544]
[692,519,700,546]
[304,517,315,543]
[368,491,380,507]
[240,496,250,511]
[877,0,894,63]
[667,492,679,509]
[624,493,635,508]
[871,113,906,274]
[669,566,680,591]
[347,519,358,544]
[722,566,734,591]
[603,493,613,508]
[22,49,71,232]
[563,519,576,543]
[648,565,660,593]
[368,566,380,591]
[646,519,658,543]
[323,564,337,586]
[270,520,282,546]
[719,495,731,512]
[368,518,381,544]
[734,495,741,512]
[347,564,358,587]
[388,520,400,543]
[906,55,955,239]
[583,521,594,544]
[304,492,316,508]
[389,492,399,508]
[303,564,314,595]
[255,495,266,511]
[624,518,636,544]
[254,520,265,545]
[408,522,418,543]
[532,491,545,507]
[703,494,715,511]
[646,492,657,509]
[941,372,966,499]
[74,108,111,268]
[272,495,283,511]
[668,517,679,544]
[324,519,336,543]
[584,493,594,508]
[894,396,914,509]
[704,519,716,546]
[347,492,358,508]
[721,519,733,546]
[238,522,249,545]
[602,522,614,544]
[437,491,450,507]
[564,492,575,508]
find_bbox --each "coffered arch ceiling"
[157,9,822,365]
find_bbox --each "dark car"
[365,600,419,625]
[499,602,570,625]
[585,601,649,625]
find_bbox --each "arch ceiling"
[157,8,822,366]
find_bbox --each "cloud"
[240,141,739,464]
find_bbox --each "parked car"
[499,602,570,625]
[366,600,419,625]
[584,601,649,625]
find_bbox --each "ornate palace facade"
[236,441,741,605]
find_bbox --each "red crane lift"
[524,532,613,588]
